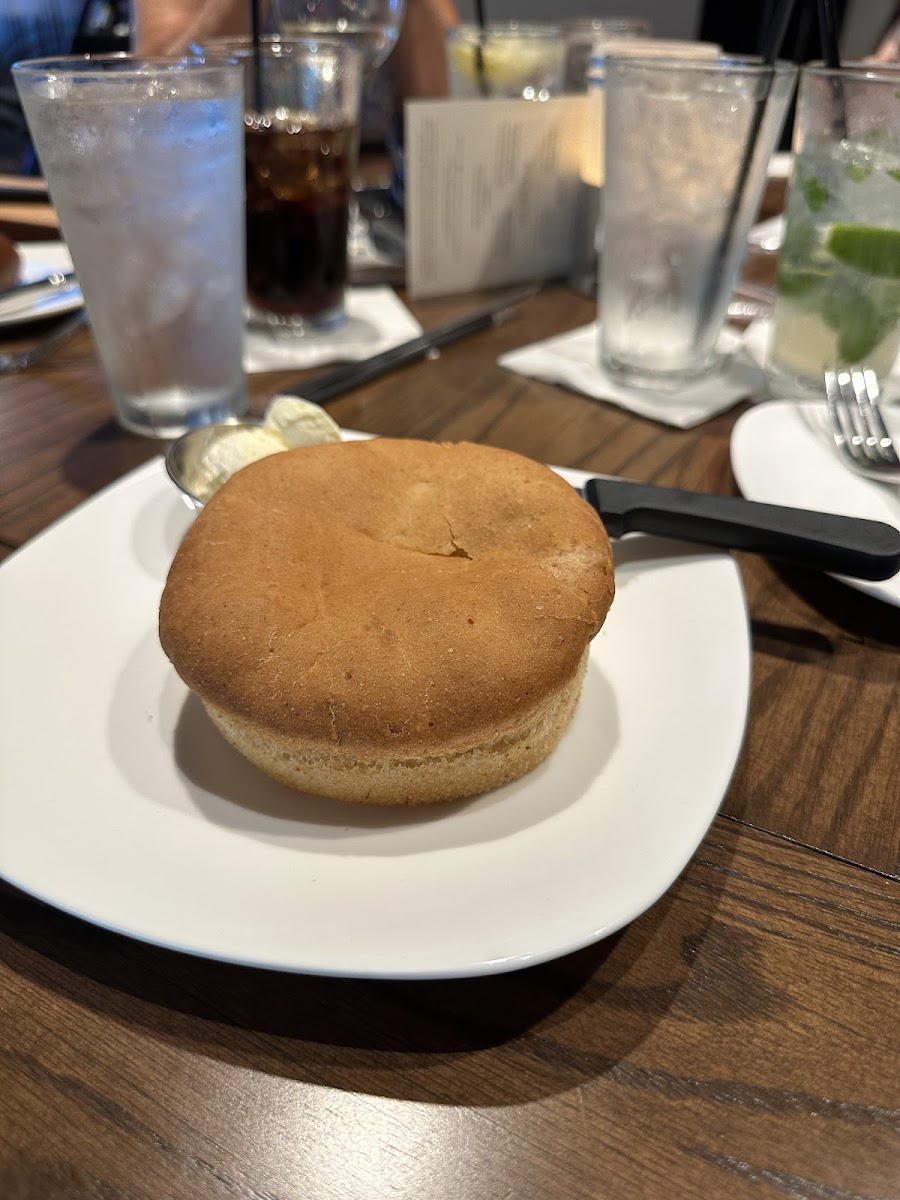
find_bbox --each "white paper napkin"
[243,286,421,373]
[499,322,766,429]
[17,240,74,282]
[740,316,900,402]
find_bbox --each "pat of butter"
[196,427,288,499]
[186,397,343,504]
[263,395,342,447]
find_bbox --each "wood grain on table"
[0,252,898,1200]
[0,823,897,1200]
[0,203,58,242]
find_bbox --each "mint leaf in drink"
[776,269,826,298]
[799,176,829,212]
[847,162,872,183]
[780,217,818,265]
[777,219,828,297]
[827,224,900,279]
[888,168,900,183]
[821,284,867,331]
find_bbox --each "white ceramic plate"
[731,399,900,606]
[0,453,750,978]
[0,241,81,326]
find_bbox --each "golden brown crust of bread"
[159,438,614,798]
[202,650,589,805]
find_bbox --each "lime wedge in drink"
[826,224,900,279]
[449,37,558,90]
[824,292,881,361]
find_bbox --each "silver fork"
[824,366,900,482]
[0,308,88,374]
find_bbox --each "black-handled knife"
[583,478,900,581]
[291,285,538,405]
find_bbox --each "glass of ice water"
[599,55,797,391]
[770,64,900,392]
[13,55,248,439]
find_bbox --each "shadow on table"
[769,563,900,652]
[61,416,162,500]
[0,828,752,1107]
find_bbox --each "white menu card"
[405,96,592,299]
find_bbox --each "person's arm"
[132,0,249,54]
[390,0,459,101]
[133,0,460,99]
[871,2,900,60]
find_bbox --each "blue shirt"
[0,0,84,172]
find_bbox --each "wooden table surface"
[0,227,898,1200]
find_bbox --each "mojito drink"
[14,58,247,438]
[771,141,900,388]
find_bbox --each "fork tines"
[824,366,900,471]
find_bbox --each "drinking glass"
[572,40,721,296]
[599,55,797,390]
[13,55,247,439]
[268,0,405,74]
[238,39,364,333]
[446,23,565,100]
[560,16,653,93]
[769,64,900,392]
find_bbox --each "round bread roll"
[159,438,615,805]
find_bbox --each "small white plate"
[0,453,750,978]
[731,399,900,606]
[0,241,81,326]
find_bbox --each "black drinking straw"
[250,0,263,113]
[764,0,803,67]
[816,0,842,67]
[815,0,847,137]
[473,0,489,97]
[694,0,799,335]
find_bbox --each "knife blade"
[285,285,539,405]
[583,477,900,581]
